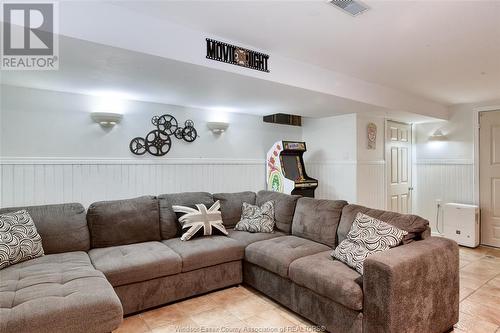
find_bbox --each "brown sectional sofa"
[0,190,459,333]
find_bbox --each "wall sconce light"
[91,112,123,128]
[207,121,229,134]
[429,129,447,141]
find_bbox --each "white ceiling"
[4,36,438,121]
[116,0,500,105]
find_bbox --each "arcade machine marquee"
[266,141,318,198]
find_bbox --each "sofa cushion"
[88,241,182,287]
[163,236,244,272]
[234,201,275,233]
[173,201,228,241]
[289,251,363,311]
[213,191,256,228]
[87,196,160,248]
[158,192,214,239]
[0,203,89,254]
[245,235,330,278]
[333,212,408,275]
[292,198,348,247]
[0,210,44,269]
[227,229,286,246]
[256,190,300,233]
[0,251,123,333]
[338,204,429,244]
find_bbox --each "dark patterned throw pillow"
[0,210,44,269]
[234,201,275,233]
[332,212,407,274]
[173,200,228,241]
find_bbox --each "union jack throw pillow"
[173,200,228,241]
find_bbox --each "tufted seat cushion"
[245,236,330,278]
[289,251,364,311]
[88,241,182,287]
[227,229,286,246]
[163,236,244,272]
[0,251,123,333]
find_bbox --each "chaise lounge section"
[0,190,459,333]
[0,204,123,333]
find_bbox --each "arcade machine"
[266,141,318,198]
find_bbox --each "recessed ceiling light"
[328,0,369,17]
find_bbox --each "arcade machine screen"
[281,155,301,182]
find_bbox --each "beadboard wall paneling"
[0,159,265,208]
[357,161,386,210]
[414,160,475,234]
[2,159,385,210]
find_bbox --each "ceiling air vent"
[329,0,369,16]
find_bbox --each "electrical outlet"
[435,199,443,235]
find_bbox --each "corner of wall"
[413,103,476,232]
[355,114,386,209]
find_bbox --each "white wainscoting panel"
[414,160,475,234]
[306,161,357,203]
[2,158,387,210]
[357,161,386,210]
[0,158,266,208]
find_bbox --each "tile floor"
[114,245,500,333]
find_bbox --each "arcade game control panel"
[266,141,318,198]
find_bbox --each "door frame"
[474,105,500,206]
[384,119,413,213]
[473,105,500,245]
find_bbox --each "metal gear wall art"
[129,114,198,156]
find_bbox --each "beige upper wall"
[0,84,383,164]
[415,99,500,161]
[0,85,302,160]
[302,114,357,162]
[415,106,474,161]
[5,82,495,165]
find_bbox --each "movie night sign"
[206,38,269,73]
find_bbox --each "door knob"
[409,187,414,191]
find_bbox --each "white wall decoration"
[367,122,377,150]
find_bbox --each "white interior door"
[386,120,412,213]
[480,111,500,247]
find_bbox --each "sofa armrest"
[363,237,459,333]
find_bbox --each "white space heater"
[442,203,480,248]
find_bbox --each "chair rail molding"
[0,157,265,165]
